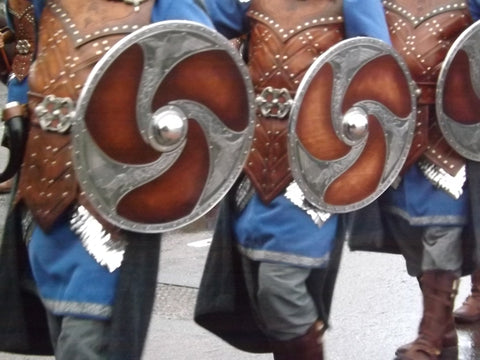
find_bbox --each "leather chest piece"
[384,0,472,104]
[245,0,344,203]
[15,0,154,230]
[384,0,472,178]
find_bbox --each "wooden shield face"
[437,21,480,161]
[72,21,254,232]
[289,37,416,213]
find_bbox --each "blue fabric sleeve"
[6,79,28,103]
[204,0,250,38]
[151,0,213,27]
[32,0,45,22]
[469,0,480,21]
[343,0,391,44]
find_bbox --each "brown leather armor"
[384,0,472,175]
[0,7,14,83]
[245,0,344,203]
[15,0,154,231]
[7,0,35,81]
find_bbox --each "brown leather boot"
[397,276,457,355]
[453,270,480,324]
[395,320,457,355]
[270,321,324,360]
[395,270,459,360]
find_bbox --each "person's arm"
[151,0,214,27]
[343,0,391,44]
[203,0,250,38]
[469,0,480,21]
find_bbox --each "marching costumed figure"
[381,1,480,359]
[194,0,399,359]
[448,4,480,327]
[0,0,214,359]
[345,0,480,359]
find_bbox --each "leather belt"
[2,101,27,122]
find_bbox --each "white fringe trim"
[70,206,126,272]
[284,182,331,227]
[418,159,466,200]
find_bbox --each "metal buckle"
[35,95,74,133]
[16,39,31,55]
[255,86,293,119]
[123,0,148,6]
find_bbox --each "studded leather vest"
[7,0,35,81]
[245,0,344,204]
[15,0,154,231]
[383,0,472,175]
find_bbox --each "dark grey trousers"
[257,262,318,341]
[46,312,110,360]
[384,214,463,277]
[241,258,319,341]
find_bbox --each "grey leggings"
[46,312,110,360]
[384,214,463,277]
[256,262,318,341]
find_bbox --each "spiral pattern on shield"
[289,37,416,213]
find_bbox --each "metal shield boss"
[72,21,255,233]
[288,37,416,213]
[436,20,480,161]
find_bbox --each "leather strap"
[2,102,27,122]
[7,0,36,81]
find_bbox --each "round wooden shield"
[72,21,255,232]
[289,37,416,213]
[436,20,480,161]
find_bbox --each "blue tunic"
[470,0,480,19]
[205,0,391,267]
[7,0,212,320]
[381,165,469,227]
